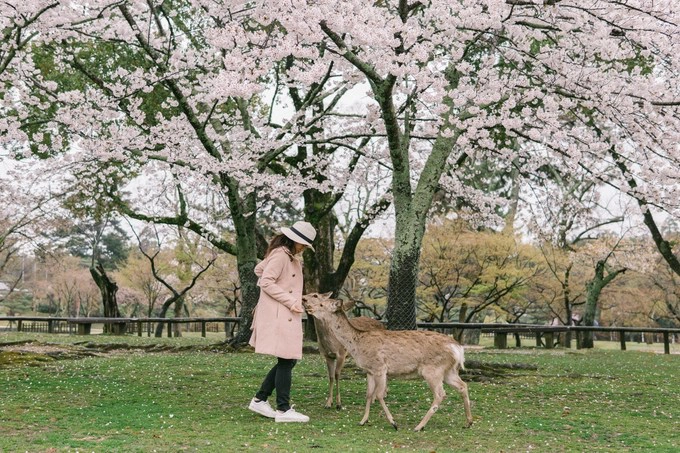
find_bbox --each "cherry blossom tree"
[248,0,680,329]
[3,1,680,335]
[2,1,392,343]
[0,156,68,306]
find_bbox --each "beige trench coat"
[249,247,304,360]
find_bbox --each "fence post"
[137,320,142,337]
[663,331,670,355]
[167,321,172,338]
[619,330,626,351]
[48,320,54,334]
[201,321,207,338]
[494,332,508,349]
[17,320,23,332]
[544,332,554,349]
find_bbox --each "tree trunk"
[561,265,573,348]
[230,257,259,345]
[154,297,175,337]
[382,129,448,331]
[373,63,458,331]
[228,206,260,347]
[452,302,469,342]
[172,297,184,337]
[303,208,337,341]
[386,247,420,330]
[582,261,626,348]
[502,159,521,235]
[90,262,125,334]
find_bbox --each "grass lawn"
[1,333,679,452]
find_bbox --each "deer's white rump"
[302,293,473,431]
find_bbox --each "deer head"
[302,292,344,318]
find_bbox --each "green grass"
[1,333,679,452]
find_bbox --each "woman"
[248,221,316,423]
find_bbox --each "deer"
[311,292,385,409]
[302,292,473,432]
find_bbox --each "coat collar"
[283,247,301,262]
[273,246,301,263]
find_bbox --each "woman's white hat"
[281,221,316,251]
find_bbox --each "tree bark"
[386,247,420,330]
[561,264,573,348]
[502,159,521,235]
[582,261,626,348]
[89,262,125,334]
[154,297,175,337]
[227,200,260,347]
[172,297,185,337]
[231,256,259,345]
[303,206,337,341]
[383,132,457,329]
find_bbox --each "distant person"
[247,221,316,423]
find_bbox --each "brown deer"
[302,292,473,431]
[311,292,385,409]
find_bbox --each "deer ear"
[323,291,333,298]
[332,300,344,312]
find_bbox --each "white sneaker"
[248,398,277,418]
[275,407,309,423]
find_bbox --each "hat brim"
[281,227,315,251]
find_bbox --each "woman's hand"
[290,304,305,314]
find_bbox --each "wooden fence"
[0,316,241,338]
[418,322,680,355]
[1,317,679,354]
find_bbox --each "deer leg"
[334,350,347,409]
[374,373,397,430]
[414,371,446,432]
[324,356,336,409]
[359,374,377,426]
[445,370,473,428]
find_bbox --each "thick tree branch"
[610,148,680,277]
[330,192,393,289]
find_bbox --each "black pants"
[255,357,297,411]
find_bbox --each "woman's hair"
[265,233,296,258]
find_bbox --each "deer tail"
[449,343,466,371]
